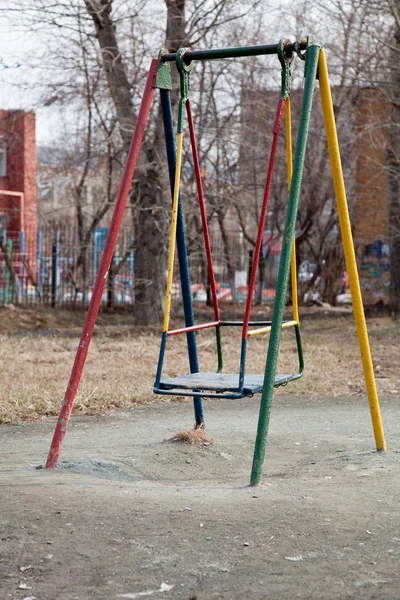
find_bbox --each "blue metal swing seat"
[157,371,299,399]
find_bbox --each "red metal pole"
[46,60,158,469]
[168,321,220,336]
[242,98,285,339]
[186,99,220,321]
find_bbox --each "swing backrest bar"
[168,321,220,336]
[220,321,273,327]
[167,319,298,336]
[247,319,297,337]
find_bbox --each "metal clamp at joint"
[295,35,316,61]
[176,48,194,132]
[176,48,194,100]
[277,38,293,99]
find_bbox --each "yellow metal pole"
[163,131,184,333]
[318,48,386,451]
[285,98,299,323]
[248,320,297,337]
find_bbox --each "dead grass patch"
[1,307,399,424]
[170,427,213,445]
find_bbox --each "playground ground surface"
[1,396,400,599]
[1,306,400,598]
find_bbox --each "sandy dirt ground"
[1,395,399,600]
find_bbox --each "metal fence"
[0,225,280,309]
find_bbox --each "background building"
[0,109,36,250]
[353,88,390,306]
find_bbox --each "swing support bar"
[318,49,386,452]
[45,59,159,469]
[250,43,386,486]
[159,87,205,426]
[250,43,321,486]
[161,40,307,63]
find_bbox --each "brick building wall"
[353,88,390,305]
[0,109,37,253]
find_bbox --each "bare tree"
[10,0,393,313]
[308,0,398,309]
[83,0,251,321]
[387,0,400,314]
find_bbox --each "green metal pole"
[250,43,320,487]
[161,41,306,63]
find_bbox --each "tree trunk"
[0,236,21,304]
[131,159,168,323]
[323,247,343,306]
[387,9,400,314]
[83,0,135,151]
[218,212,237,302]
[201,251,212,306]
[133,0,187,324]
[84,0,187,325]
[255,251,265,305]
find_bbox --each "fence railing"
[0,225,280,309]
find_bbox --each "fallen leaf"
[285,556,303,562]
[118,582,174,598]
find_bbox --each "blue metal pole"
[160,89,204,426]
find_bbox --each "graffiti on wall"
[359,238,390,300]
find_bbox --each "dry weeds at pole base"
[170,427,214,445]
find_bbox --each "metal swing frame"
[46,37,386,487]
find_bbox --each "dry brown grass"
[170,427,213,445]
[1,305,399,424]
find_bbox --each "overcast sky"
[0,22,59,145]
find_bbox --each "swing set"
[45,37,386,486]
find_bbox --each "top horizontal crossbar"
[161,41,306,63]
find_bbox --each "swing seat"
[156,371,298,398]
[154,63,304,409]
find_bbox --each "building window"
[0,139,6,177]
